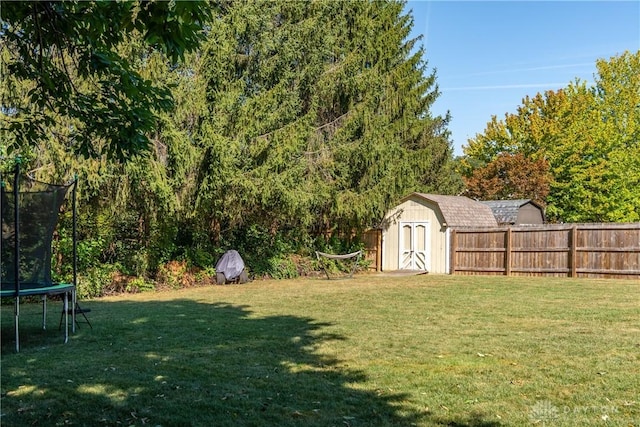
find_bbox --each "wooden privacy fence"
[450,223,640,279]
[363,228,382,271]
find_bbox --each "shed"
[481,199,545,225]
[380,193,498,273]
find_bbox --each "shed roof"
[403,193,498,227]
[481,199,543,224]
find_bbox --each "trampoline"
[1,163,78,352]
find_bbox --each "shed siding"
[516,203,544,225]
[382,198,449,273]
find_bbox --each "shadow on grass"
[432,416,504,427]
[2,297,422,426]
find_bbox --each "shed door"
[399,222,429,271]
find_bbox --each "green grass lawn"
[1,274,638,426]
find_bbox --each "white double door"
[399,222,429,271]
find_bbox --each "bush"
[267,255,299,279]
[156,261,195,289]
[125,277,156,293]
[194,266,216,284]
[77,264,119,299]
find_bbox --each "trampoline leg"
[14,297,20,353]
[63,293,69,344]
[72,290,76,334]
[42,296,47,330]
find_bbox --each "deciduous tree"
[1,0,212,161]
[462,51,640,222]
[463,153,550,205]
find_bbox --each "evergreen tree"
[196,0,459,251]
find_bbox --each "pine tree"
[195,0,459,249]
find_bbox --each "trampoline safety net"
[1,177,72,289]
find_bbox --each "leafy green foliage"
[125,276,156,293]
[1,0,212,161]
[462,51,640,222]
[76,264,119,299]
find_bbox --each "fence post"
[450,229,457,275]
[376,229,382,272]
[569,225,577,277]
[504,227,512,276]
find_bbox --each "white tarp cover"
[215,250,245,280]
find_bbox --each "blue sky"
[405,1,640,156]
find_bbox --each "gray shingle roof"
[406,193,498,227]
[481,199,538,224]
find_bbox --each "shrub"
[77,264,119,299]
[125,277,156,293]
[156,261,194,289]
[267,255,299,279]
